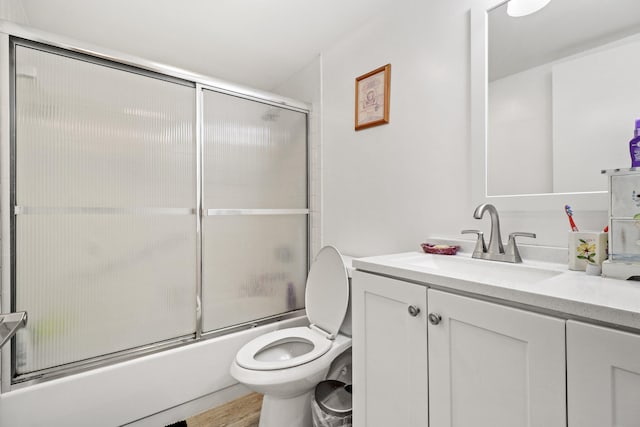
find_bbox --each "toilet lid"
[305,246,349,337]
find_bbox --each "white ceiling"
[12,1,640,89]
[15,0,394,91]
[489,0,640,81]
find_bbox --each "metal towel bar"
[0,311,27,348]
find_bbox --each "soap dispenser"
[629,119,640,167]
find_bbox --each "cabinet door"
[352,271,428,427]
[567,320,640,427]
[428,289,566,427]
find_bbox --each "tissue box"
[568,231,608,271]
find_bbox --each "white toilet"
[230,246,352,427]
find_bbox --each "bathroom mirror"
[471,0,640,211]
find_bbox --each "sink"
[403,253,562,286]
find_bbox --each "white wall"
[277,0,608,253]
[320,1,473,257]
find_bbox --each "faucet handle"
[506,232,536,263]
[508,232,536,241]
[461,229,487,256]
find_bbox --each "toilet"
[230,246,352,427]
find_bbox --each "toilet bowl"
[230,246,352,427]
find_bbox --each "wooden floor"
[186,393,263,427]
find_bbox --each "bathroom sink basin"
[403,254,562,286]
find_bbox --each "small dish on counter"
[420,243,459,255]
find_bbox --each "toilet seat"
[236,326,332,371]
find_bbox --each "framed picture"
[355,64,391,131]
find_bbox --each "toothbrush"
[565,205,579,232]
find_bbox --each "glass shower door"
[201,89,308,332]
[9,38,310,381]
[13,42,198,376]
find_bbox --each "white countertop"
[353,251,640,331]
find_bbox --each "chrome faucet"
[473,203,504,255]
[462,203,536,263]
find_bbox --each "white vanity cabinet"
[428,289,567,427]
[352,271,567,427]
[567,320,640,427]
[353,250,640,426]
[352,270,428,427]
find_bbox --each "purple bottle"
[630,119,640,167]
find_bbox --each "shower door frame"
[0,22,312,391]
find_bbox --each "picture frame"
[355,64,391,131]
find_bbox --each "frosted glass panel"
[13,44,197,375]
[201,90,308,332]
[202,90,307,209]
[15,46,195,208]
[15,215,197,374]
[202,215,307,332]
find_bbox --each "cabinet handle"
[407,305,421,317]
[428,313,442,325]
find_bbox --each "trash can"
[311,379,353,427]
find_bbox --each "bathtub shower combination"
[0,22,311,392]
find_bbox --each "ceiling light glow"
[507,0,552,17]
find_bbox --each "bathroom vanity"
[351,251,640,427]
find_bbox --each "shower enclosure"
[1,25,310,389]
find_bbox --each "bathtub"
[0,316,307,426]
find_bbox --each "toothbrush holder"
[568,231,608,271]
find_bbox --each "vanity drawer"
[609,219,640,262]
[611,173,640,218]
